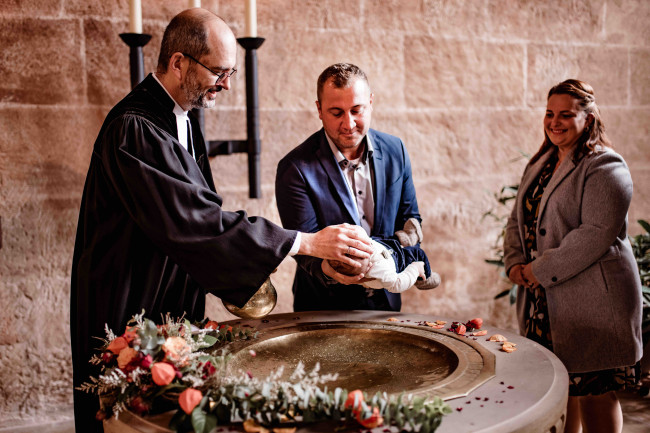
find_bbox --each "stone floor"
[3,390,649,433]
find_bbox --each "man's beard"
[181,69,217,109]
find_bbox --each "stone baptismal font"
[104,310,569,433]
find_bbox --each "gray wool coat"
[504,145,643,373]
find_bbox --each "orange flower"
[162,336,191,365]
[107,336,128,355]
[179,388,202,414]
[122,326,138,343]
[357,406,384,429]
[151,362,176,386]
[117,347,138,369]
[344,390,364,415]
[204,321,219,330]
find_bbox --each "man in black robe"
[70,8,372,432]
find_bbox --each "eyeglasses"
[182,53,237,85]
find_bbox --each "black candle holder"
[119,33,152,89]
[206,37,265,199]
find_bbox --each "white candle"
[245,0,257,37]
[189,0,201,7]
[129,0,142,33]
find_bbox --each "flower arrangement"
[78,311,451,433]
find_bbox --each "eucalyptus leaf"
[638,219,650,233]
[202,335,218,347]
[191,407,217,433]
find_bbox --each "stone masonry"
[0,0,648,429]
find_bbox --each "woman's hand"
[521,263,541,289]
[507,264,527,286]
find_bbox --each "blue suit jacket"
[275,128,421,312]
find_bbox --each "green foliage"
[483,184,519,304]
[629,220,650,343]
[135,318,165,356]
[166,364,451,432]
[79,313,451,432]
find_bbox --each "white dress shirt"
[152,74,194,156]
[325,134,375,235]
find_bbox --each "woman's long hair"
[529,79,612,165]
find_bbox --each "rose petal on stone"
[424,321,444,329]
[449,322,466,335]
[488,334,507,342]
[501,342,517,353]
[471,330,488,336]
[386,318,399,322]
[272,427,296,433]
[243,419,269,433]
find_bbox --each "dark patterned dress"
[521,153,639,396]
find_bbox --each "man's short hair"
[157,12,214,73]
[317,63,369,102]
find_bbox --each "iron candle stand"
[206,37,265,199]
[119,33,152,89]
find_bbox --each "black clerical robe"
[70,74,296,432]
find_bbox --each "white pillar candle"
[189,0,201,7]
[245,0,257,37]
[129,0,142,33]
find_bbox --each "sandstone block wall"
[1,0,648,429]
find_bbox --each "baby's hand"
[414,261,425,279]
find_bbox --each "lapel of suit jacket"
[368,130,386,235]
[537,149,578,226]
[315,130,360,224]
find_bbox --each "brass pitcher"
[222,277,277,319]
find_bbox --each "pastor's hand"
[298,223,373,268]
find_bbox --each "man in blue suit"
[275,63,422,312]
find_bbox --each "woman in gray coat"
[504,79,643,433]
